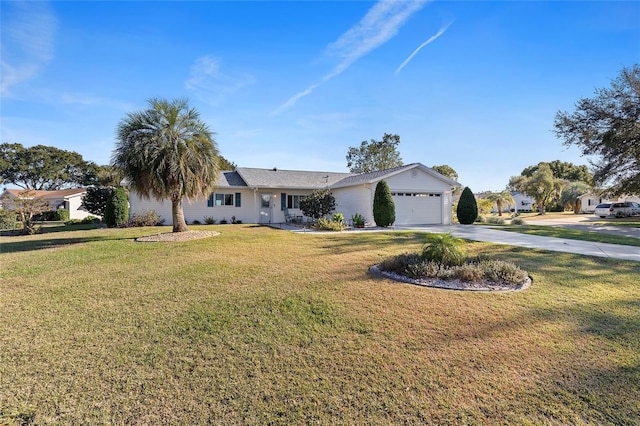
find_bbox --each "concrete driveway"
[395,224,640,262]
[522,214,640,239]
[279,215,640,262]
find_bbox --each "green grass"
[495,225,640,246]
[1,225,639,424]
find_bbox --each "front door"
[259,194,272,223]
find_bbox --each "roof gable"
[331,163,460,189]
[3,188,87,199]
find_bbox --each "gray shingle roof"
[235,167,354,189]
[214,163,460,190]
[331,163,417,187]
[216,171,247,187]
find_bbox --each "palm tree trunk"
[171,196,189,232]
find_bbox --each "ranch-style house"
[127,162,460,226]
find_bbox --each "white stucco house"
[511,191,534,213]
[127,163,460,226]
[1,188,97,220]
[579,193,640,213]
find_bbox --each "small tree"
[299,189,336,219]
[486,190,515,216]
[560,181,591,213]
[373,180,395,227]
[346,133,403,173]
[554,65,640,196]
[104,187,129,227]
[0,190,49,234]
[82,187,114,217]
[509,163,565,214]
[456,187,478,224]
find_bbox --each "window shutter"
[281,193,286,210]
[235,192,241,207]
[207,194,214,207]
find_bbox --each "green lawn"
[1,225,639,424]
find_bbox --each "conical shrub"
[456,186,478,225]
[373,180,395,227]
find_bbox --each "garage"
[392,192,442,225]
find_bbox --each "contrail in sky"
[272,0,428,115]
[395,21,453,74]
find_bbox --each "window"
[287,195,306,209]
[208,193,241,207]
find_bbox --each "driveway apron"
[396,225,640,262]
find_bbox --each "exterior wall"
[274,189,316,223]
[129,189,258,225]
[580,195,608,213]
[333,169,456,225]
[512,192,534,212]
[580,194,640,213]
[65,194,97,220]
[384,169,454,225]
[333,185,374,225]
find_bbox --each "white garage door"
[392,192,442,225]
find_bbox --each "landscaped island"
[374,233,531,291]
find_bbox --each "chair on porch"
[284,207,294,223]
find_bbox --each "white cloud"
[273,0,428,115]
[1,1,58,96]
[185,55,255,106]
[395,21,453,74]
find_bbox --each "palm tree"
[486,190,515,216]
[112,98,220,232]
[560,181,591,213]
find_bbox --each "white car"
[594,202,632,218]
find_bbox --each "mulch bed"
[135,230,220,242]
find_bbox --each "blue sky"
[1,1,638,191]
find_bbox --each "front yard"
[1,225,638,424]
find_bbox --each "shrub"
[373,180,395,227]
[421,233,466,266]
[485,216,505,225]
[203,216,216,225]
[125,210,163,227]
[53,209,70,222]
[511,217,526,225]
[104,187,128,227]
[299,189,336,219]
[192,219,202,225]
[316,217,345,231]
[332,213,344,224]
[379,253,422,274]
[450,263,485,282]
[82,187,113,217]
[456,187,478,225]
[0,209,19,230]
[477,260,528,284]
[380,254,528,285]
[405,260,447,279]
[65,216,101,226]
[352,213,365,227]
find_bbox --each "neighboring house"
[579,193,640,213]
[511,191,534,213]
[1,188,96,220]
[127,162,460,226]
